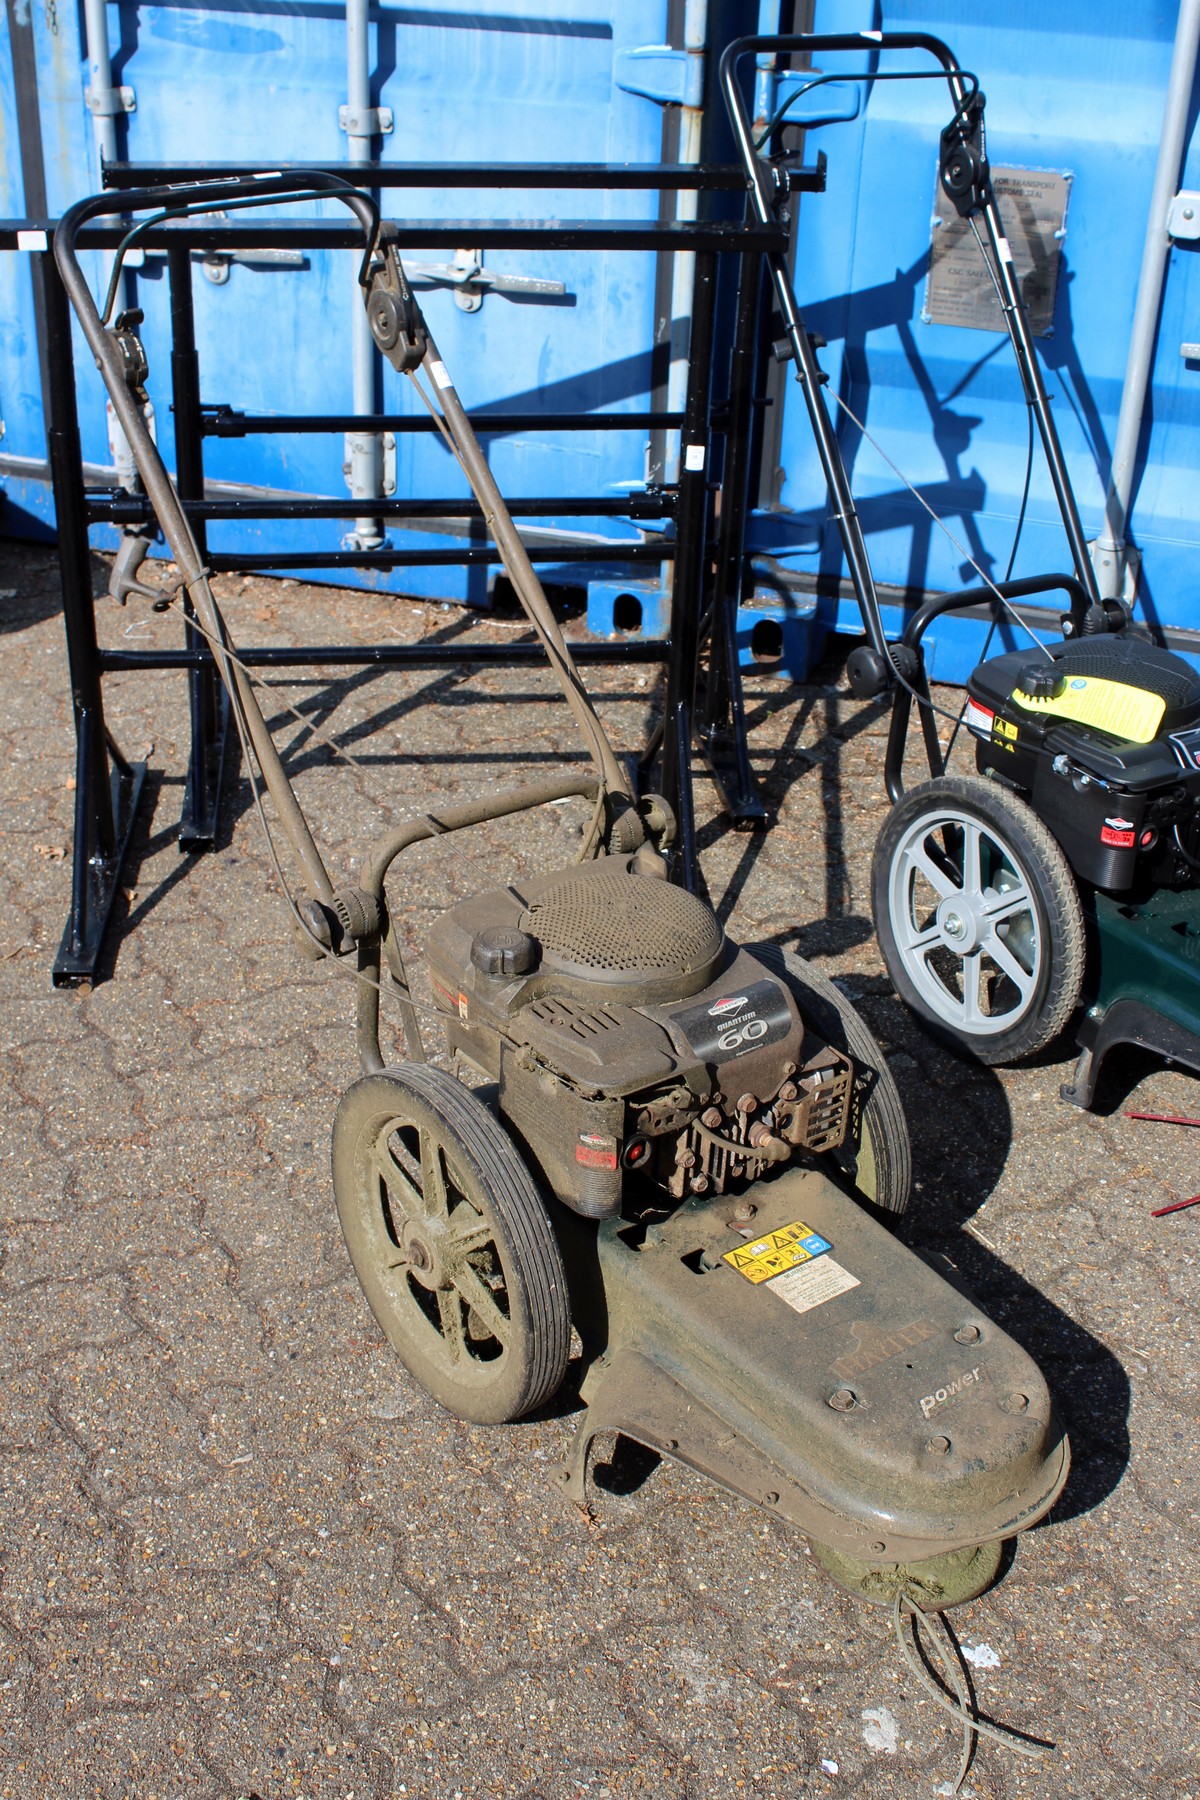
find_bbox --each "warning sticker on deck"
[722,1219,832,1284]
[768,1256,861,1316]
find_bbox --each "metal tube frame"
[18,157,788,982]
[658,249,720,890]
[167,244,232,850]
[698,234,770,827]
[42,253,147,986]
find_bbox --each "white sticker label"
[963,697,994,738]
[429,359,453,390]
[996,236,1015,264]
[17,230,48,251]
[768,1256,860,1315]
[684,443,706,471]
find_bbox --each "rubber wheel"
[332,1064,570,1424]
[749,942,912,1218]
[871,774,1085,1065]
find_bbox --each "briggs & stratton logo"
[708,995,748,1017]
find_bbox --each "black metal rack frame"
[1,157,805,985]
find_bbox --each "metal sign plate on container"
[925,166,1071,337]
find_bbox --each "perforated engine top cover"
[425,853,727,1013]
[518,859,725,989]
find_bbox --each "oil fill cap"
[1016,661,1066,700]
[470,925,539,978]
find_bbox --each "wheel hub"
[936,892,984,953]
[401,1218,448,1289]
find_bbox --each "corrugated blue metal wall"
[4,2,1200,681]
[748,0,1200,679]
[0,0,693,604]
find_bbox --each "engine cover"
[426,857,853,1218]
[967,635,1200,888]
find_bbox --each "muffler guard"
[560,1168,1068,1576]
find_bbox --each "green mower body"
[873,631,1200,1097]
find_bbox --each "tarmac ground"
[0,537,1197,1800]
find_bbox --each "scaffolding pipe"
[1092,0,1200,601]
[663,0,708,485]
[81,0,143,488]
[344,0,385,548]
[82,0,120,169]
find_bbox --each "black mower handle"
[719,32,967,230]
[719,29,1103,688]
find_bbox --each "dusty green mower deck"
[558,1166,1069,1592]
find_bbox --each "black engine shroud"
[968,634,1200,889]
[426,856,853,1218]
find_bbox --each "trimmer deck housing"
[559,1165,1068,1576]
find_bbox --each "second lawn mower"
[724,28,1200,1104]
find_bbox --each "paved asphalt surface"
[0,538,1197,1800]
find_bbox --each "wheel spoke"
[900,916,946,955]
[961,822,983,900]
[446,1208,494,1258]
[373,1146,420,1220]
[905,839,958,901]
[436,1288,467,1362]
[984,929,1038,998]
[452,1262,511,1347]
[980,882,1031,925]
[420,1133,450,1219]
[960,950,986,1027]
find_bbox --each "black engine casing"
[967,635,1200,889]
[425,856,852,1218]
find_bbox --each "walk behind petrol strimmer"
[56,167,1067,1783]
[724,29,1200,1105]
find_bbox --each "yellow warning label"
[722,1219,832,1284]
[1010,675,1165,744]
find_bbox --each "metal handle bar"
[720,32,965,229]
[54,177,387,908]
[354,769,601,1073]
[57,171,381,285]
[719,34,969,674]
[900,572,1091,652]
[719,32,1101,683]
[882,573,1090,804]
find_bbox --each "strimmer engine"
[426,852,853,1218]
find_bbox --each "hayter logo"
[708,995,748,1018]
